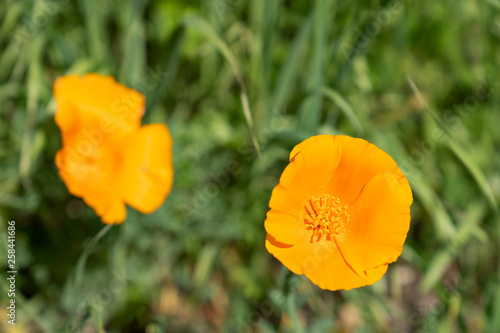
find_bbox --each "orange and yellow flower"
[54,73,173,224]
[265,135,412,291]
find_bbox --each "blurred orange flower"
[265,135,412,291]
[54,73,173,224]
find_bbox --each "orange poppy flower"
[54,73,173,224]
[265,135,412,290]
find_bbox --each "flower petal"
[119,124,174,214]
[55,140,121,194]
[82,191,127,224]
[264,209,306,245]
[54,74,144,144]
[55,145,126,224]
[270,135,342,216]
[266,234,388,290]
[304,250,389,291]
[265,234,316,276]
[337,173,412,275]
[268,183,304,218]
[326,136,403,205]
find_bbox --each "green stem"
[72,224,114,291]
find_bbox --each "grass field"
[1,0,500,332]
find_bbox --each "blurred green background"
[1,0,500,332]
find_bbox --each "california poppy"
[54,73,173,224]
[265,135,412,290]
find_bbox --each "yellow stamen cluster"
[303,194,349,243]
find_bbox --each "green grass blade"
[19,35,45,187]
[119,0,147,87]
[66,224,114,299]
[145,25,185,113]
[407,76,498,212]
[271,14,313,111]
[185,15,261,158]
[321,86,364,134]
[78,0,110,64]
[297,0,328,132]
[259,0,280,119]
[420,202,487,292]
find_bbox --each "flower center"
[64,139,118,183]
[302,194,349,243]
